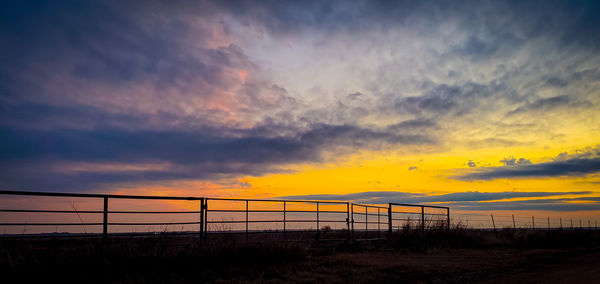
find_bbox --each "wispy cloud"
[283,190,600,211]
[281,190,596,211]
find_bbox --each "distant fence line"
[450,212,599,231]
[0,190,597,241]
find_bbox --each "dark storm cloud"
[454,158,600,181]
[0,103,154,130]
[0,123,434,190]
[0,162,195,192]
[282,190,597,211]
[0,124,432,164]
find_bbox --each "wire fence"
[450,212,599,231]
[389,203,450,232]
[0,190,598,241]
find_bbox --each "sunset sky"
[1,0,599,215]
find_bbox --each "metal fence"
[351,204,389,240]
[450,212,599,231]
[389,203,451,232]
[1,190,597,241]
[204,198,350,241]
[0,190,204,237]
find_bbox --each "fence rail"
[0,190,597,241]
[351,204,390,240]
[203,198,351,241]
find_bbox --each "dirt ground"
[226,247,600,283]
[481,248,600,284]
[2,233,599,283]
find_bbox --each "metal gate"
[388,203,450,232]
[351,204,389,240]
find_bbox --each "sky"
[1,0,600,216]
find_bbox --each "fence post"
[245,200,249,241]
[560,217,562,230]
[346,202,350,241]
[589,220,591,230]
[283,201,286,241]
[512,214,516,229]
[365,206,368,240]
[316,202,320,241]
[491,214,497,237]
[532,216,535,229]
[580,219,582,230]
[102,197,108,238]
[200,198,204,238]
[547,217,550,229]
[447,208,450,229]
[388,203,392,237]
[571,218,573,230]
[365,206,369,240]
[421,206,425,232]
[378,208,381,239]
[351,204,355,241]
[204,199,208,241]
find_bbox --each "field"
[2,227,599,283]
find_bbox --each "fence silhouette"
[0,190,597,240]
[450,212,599,231]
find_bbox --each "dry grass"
[1,227,599,283]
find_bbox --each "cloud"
[283,190,593,203]
[0,122,434,191]
[500,157,533,166]
[281,190,598,211]
[2,0,600,193]
[517,158,532,165]
[393,82,501,118]
[500,157,518,166]
[506,95,585,116]
[455,158,600,181]
[408,166,418,171]
[467,160,477,167]
[555,152,568,161]
[1,1,439,191]
[214,1,600,50]
[0,1,298,132]
[450,197,600,212]
[454,147,600,181]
